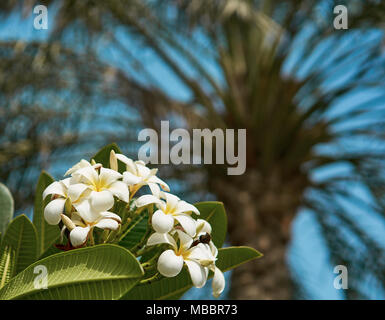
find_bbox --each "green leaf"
[121,246,262,300]
[38,244,63,260]
[33,171,60,256]
[91,143,125,172]
[0,245,15,290]
[215,246,263,271]
[119,211,149,250]
[0,244,144,300]
[0,215,38,285]
[0,183,14,235]
[193,201,227,248]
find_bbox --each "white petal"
[73,199,101,223]
[187,245,212,261]
[196,219,212,236]
[174,214,197,237]
[72,166,98,185]
[43,181,66,199]
[99,167,122,186]
[69,175,81,185]
[175,201,200,215]
[73,198,90,217]
[152,210,174,234]
[71,212,86,227]
[108,181,129,202]
[94,218,119,230]
[64,159,92,176]
[60,225,67,242]
[176,230,193,251]
[100,211,122,223]
[135,194,161,207]
[185,260,207,288]
[123,171,142,185]
[136,164,151,178]
[158,197,167,211]
[149,168,158,176]
[67,183,90,203]
[109,150,118,171]
[147,232,177,248]
[148,175,170,191]
[163,192,180,210]
[148,182,161,198]
[44,198,66,225]
[60,178,71,189]
[209,241,218,258]
[115,154,136,173]
[70,226,90,247]
[90,190,114,212]
[212,267,225,298]
[157,250,183,277]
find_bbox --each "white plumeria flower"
[192,219,225,298]
[199,242,225,298]
[64,159,101,177]
[136,192,199,237]
[67,211,122,247]
[195,219,212,237]
[147,230,210,288]
[111,151,170,197]
[43,178,89,225]
[68,166,129,223]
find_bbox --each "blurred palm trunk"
[211,169,306,299]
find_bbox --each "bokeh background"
[1,0,385,299]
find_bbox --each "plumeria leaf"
[0,245,15,290]
[193,202,227,248]
[0,183,14,235]
[91,143,125,172]
[119,210,149,250]
[0,215,38,281]
[33,171,60,256]
[38,242,65,260]
[121,246,261,300]
[0,244,144,300]
[215,246,263,272]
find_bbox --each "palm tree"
[1,0,385,299]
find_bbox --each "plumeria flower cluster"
[43,150,225,298]
[136,191,225,298]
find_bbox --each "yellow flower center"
[164,204,176,215]
[176,247,190,260]
[90,177,108,192]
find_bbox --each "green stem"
[104,229,119,243]
[89,228,95,246]
[136,245,153,257]
[132,205,155,255]
[140,261,155,269]
[145,251,160,264]
[139,272,161,285]
[101,229,109,242]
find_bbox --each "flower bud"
[61,214,76,231]
[110,150,118,171]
